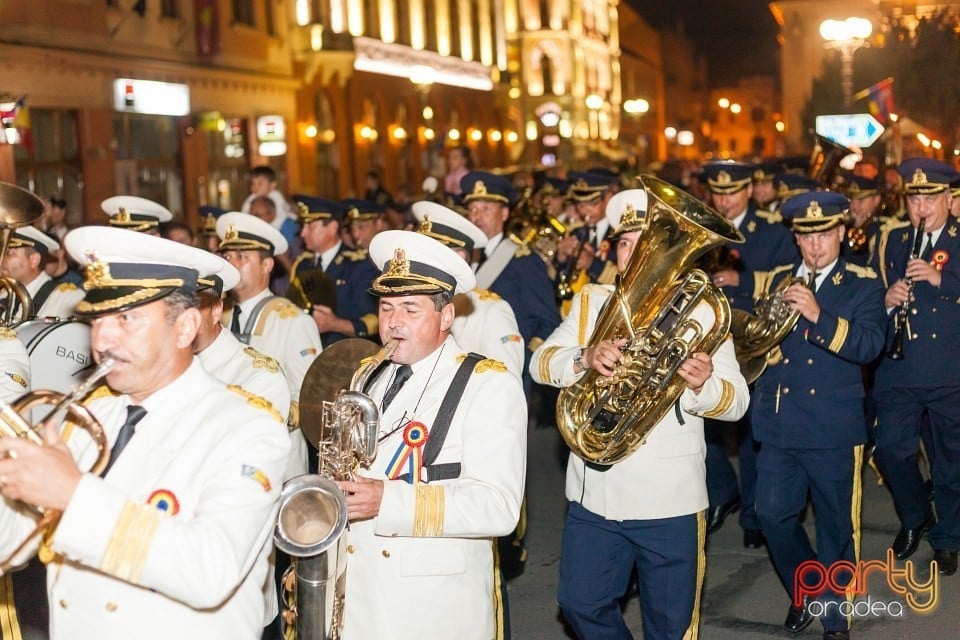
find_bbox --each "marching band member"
[344,198,389,250]
[703,161,799,547]
[289,196,380,346]
[842,175,884,267]
[100,195,172,236]
[412,200,524,378]
[338,230,526,639]
[0,227,290,639]
[752,192,886,640]
[2,225,83,318]
[529,188,749,640]
[216,211,322,420]
[872,158,960,574]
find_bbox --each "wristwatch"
[573,348,586,373]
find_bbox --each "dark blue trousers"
[874,387,960,549]
[557,502,702,640]
[756,444,862,633]
[705,412,759,529]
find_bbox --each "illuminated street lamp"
[623,98,650,116]
[820,17,872,108]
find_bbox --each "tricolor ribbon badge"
[385,421,429,483]
[146,489,180,515]
[932,250,949,271]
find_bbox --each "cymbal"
[299,338,383,446]
[0,182,45,228]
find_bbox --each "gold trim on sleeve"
[538,346,560,383]
[100,501,163,583]
[413,484,445,537]
[702,379,735,418]
[828,317,849,353]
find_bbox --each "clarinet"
[887,218,926,360]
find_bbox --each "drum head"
[16,319,92,393]
[299,338,382,446]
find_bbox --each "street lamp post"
[410,65,438,178]
[820,17,872,109]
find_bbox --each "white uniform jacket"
[26,272,84,319]
[0,327,29,401]
[529,283,749,521]
[197,328,306,478]
[223,289,322,405]
[342,335,527,640]
[451,288,525,379]
[0,360,290,640]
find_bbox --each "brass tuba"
[0,356,115,572]
[556,175,744,465]
[0,182,42,324]
[275,338,398,640]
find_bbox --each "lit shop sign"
[114,79,190,116]
[257,115,287,157]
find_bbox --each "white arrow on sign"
[815,113,885,148]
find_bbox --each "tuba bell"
[0,356,115,572]
[0,182,43,324]
[275,338,398,640]
[556,175,744,465]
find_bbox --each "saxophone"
[274,339,398,640]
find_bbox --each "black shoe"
[934,549,958,576]
[743,528,766,549]
[784,598,814,633]
[891,513,935,560]
[706,497,741,534]
[823,631,850,640]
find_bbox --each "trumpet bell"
[0,181,45,227]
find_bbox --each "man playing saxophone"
[751,192,886,640]
[335,230,526,640]
[529,188,749,640]
[872,158,960,574]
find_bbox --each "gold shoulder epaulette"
[845,263,878,279]
[227,384,284,423]
[342,249,369,262]
[264,297,301,320]
[474,288,502,301]
[242,346,281,373]
[512,241,531,258]
[476,358,507,373]
[0,327,17,340]
[881,219,911,235]
[84,384,119,403]
[56,282,79,292]
[755,209,783,224]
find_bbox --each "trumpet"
[888,218,926,360]
[0,356,115,572]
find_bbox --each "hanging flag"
[853,77,895,124]
[0,95,32,149]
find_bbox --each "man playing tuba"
[529,188,749,640]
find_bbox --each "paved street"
[509,426,956,639]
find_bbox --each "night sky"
[628,0,781,88]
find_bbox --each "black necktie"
[921,232,934,262]
[100,405,147,477]
[230,306,242,334]
[380,365,413,412]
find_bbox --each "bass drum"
[15,318,92,393]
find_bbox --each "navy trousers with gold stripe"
[557,502,704,640]
[756,444,863,633]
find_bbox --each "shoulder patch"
[56,282,79,292]
[342,249,369,262]
[0,327,17,340]
[227,384,285,423]
[242,346,281,373]
[474,288,502,301]
[755,209,783,224]
[845,263,878,279]
[262,297,301,320]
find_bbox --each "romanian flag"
[0,95,31,149]
[854,78,895,124]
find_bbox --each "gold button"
[106,602,118,612]
[783,358,790,365]
[932,333,937,339]
[59,599,67,609]
[809,389,816,395]
[807,359,814,365]
[347,545,355,554]
[783,387,790,394]
[912,334,919,340]
[381,550,391,558]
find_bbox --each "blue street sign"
[815,113,885,148]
